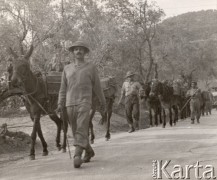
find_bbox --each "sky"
[56,0,217,18]
[148,0,217,18]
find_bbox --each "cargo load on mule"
[45,72,117,98]
[100,76,117,98]
[43,71,62,112]
[45,71,62,95]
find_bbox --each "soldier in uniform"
[56,40,106,168]
[118,71,142,133]
[186,81,202,124]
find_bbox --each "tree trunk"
[145,40,154,83]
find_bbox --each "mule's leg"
[205,102,209,115]
[49,114,62,150]
[209,103,212,115]
[169,108,173,126]
[154,107,158,127]
[172,106,178,125]
[106,111,112,141]
[89,109,95,144]
[25,103,37,160]
[103,112,110,141]
[105,100,113,140]
[158,106,162,124]
[180,109,184,120]
[200,101,205,116]
[60,109,68,153]
[30,114,41,160]
[37,120,49,156]
[106,97,115,140]
[149,108,153,127]
[196,110,200,123]
[172,106,175,125]
[30,122,37,160]
[162,109,166,128]
[31,109,48,156]
[99,101,106,125]
[182,106,186,119]
[196,111,200,123]
[183,106,187,119]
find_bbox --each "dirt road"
[1,111,217,180]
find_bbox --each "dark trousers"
[190,98,201,121]
[66,103,91,149]
[125,95,140,127]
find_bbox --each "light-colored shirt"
[186,88,201,99]
[58,62,106,107]
[121,81,142,97]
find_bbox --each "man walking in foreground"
[118,71,142,133]
[57,40,106,168]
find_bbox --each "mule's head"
[149,79,162,98]
[10,59,31,88]
[139,82,151,99]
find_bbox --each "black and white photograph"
[0,0,217,179]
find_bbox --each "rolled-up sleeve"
[58,70,67,106]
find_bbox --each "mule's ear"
[8,47,18,59]
[24,44,34,60]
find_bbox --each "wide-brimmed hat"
[67,40,90,53]
[125,71,135,78]
[191,81,197,85]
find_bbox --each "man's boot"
[191,119,194,124]
[74,146,83,168]
[128,124,135,133]
[83,144,95,163]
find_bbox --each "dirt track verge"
[0,111,128,167]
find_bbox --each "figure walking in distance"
[118,71,142,133]
[186,81,202,124]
